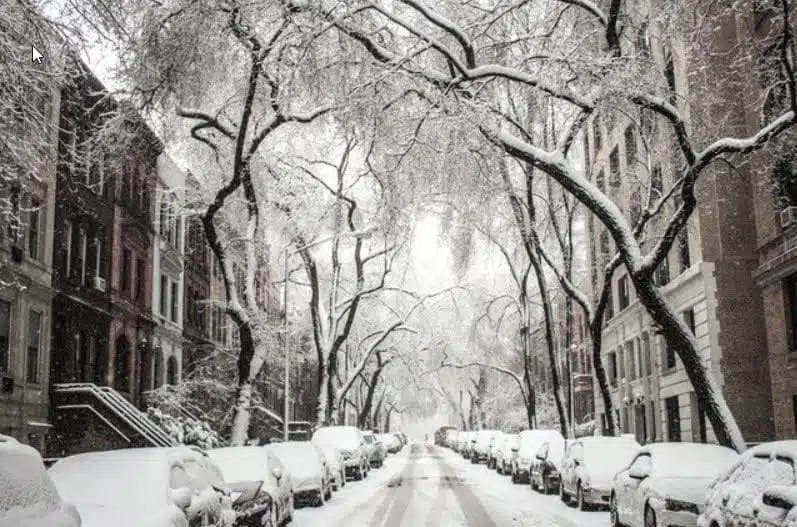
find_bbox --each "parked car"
[699,440,797,527]
[313,443,346,491]
[0,434,81,527]
[471,430,501,464]
[610,442,740,527]
[207,446,294,527]
[560,435,641,510]
[531,437,571,495]
[444,429,459,449]
[511,430,563,484]
[312,426,369,481]
[487,432,506,469]
[377,433,401,454]
[267,441,332,508]
[497,433,519,475]
[463,431,477,459]
[362,430,384,468]
[49,447,235,527]
[454,431,467,453]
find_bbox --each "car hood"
[72,504,185,527]
[651,477,715,504]
[0,503,80,527]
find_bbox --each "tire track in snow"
[431,444,499,527]
[367,443,421,526]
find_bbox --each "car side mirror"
[171,487,194,510]
[762,487,796,510]
[272,466,283,481]
[536,454,545,461]
[629,465,650,480]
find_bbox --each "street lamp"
[280,229,376,441]
[569,344,578,438]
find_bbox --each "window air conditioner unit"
[780,206,797,229]
[93,276,107,292]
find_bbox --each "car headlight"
[665,498,700,515]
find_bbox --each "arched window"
[114,335,131,392]
[166,356,178,385]
[152,349,164,390]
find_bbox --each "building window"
[642,332,652,376]
[624,127,637,167]
[665,335,677,370]
[609,147,621,187]
[605,288,615,321]
[153,351,163,389]
[774,156,797,208]
[0,300,10,373]
[628,340,637,380]
[170,281,178,323]
[608,352,617,387]
[684,308,696,335]
[618,275,630,310]
[678,228,691,272]
[121,249,131,293]
[26,310,41,383]
[135,258,145,302]
[114,335,131,392]
[665,395,681,442]
[167,356,178,385]
[64,220,73,277]
[27,198,41,260]
[160,275,169,316]
[654,256,670,287]
[787,275,797,352]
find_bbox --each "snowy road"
[292,443,609,526]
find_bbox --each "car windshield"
[208,447,269,484]
[651,445,739,478]
[1,442,61,514]
[581,441,639,473]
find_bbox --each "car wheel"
[559,482,568,503]
[609,493,621,527]
[511,470,518,484]
[577,483,589,511]
[644,505,656,527]
[325,484,332,501]
[315,487,325,507]
[542,475,550,495]
[530,474,538,491]
[497,464,503,475]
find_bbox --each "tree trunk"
[631,272,745,451]
[589,317,619,436]
[315,361,330,427]
[384,407,394,432]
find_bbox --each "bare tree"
[315,0,797,451]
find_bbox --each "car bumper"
[583,487,612,505]
[655,508,699,527]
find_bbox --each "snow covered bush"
[146,407,224,450]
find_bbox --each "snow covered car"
[454,431,467,453]
[610,442,740,527]
[463,431,477,459]
[0,434,81,527]
[207,446,294,527]
[267,441,332,507]
[444,429,459,449]
[48,447,235,527]
[497,433,519,475]
[377,433,400,455]
[511,429,563,484]
[362,431,384,468]
[487,432,506,469]
[699,440,797,527]
[313,443,346,491]
[560,435,640,510]
[312,426,369,481]
[471,430,501,464]
[530,437,570,495]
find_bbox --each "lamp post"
[280,228,376,441]
[569,344,578,438]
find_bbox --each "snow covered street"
[292,442,608,527]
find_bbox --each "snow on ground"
[292,442,608,526]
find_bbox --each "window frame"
[27,197,41,260]
[26,310,42,384]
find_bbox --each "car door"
[756,455,796,527]
[716,455,769,527]
[622,453,651,526]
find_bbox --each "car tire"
[315,487,325,507]
[609,493,622,527]
[542,475,550,495]
[511,470,519,484]
[497,465,503,475]
[644,505,656,527]
[559,483,569,503]
[530,474,538,491]
[577,483,589,511]
[325,485,332,501]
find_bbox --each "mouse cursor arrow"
[32,45,43,64]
